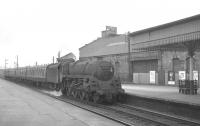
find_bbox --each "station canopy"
[133,31,200,52]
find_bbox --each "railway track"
[113,103,200,126]
[42,94,134,126]
[10,81,200,126]
[40,90,200,126]
[19,84,134,126]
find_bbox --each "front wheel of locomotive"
[104,93,114,104]
[76,90,81,99]
[92,93,102,103]
[117,93,126,102]
[71,89,78,99]
[85,92,90,102]
[71,89,75,98]
[79,91,85,101]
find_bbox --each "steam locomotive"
[4,59,124,103]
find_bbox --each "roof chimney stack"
[101,26,117,38]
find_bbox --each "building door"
[132,59,158,84]
[172,58,184,84]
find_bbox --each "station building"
[80,14,200,85]
[129,14,200,85]
[79,26,129,81]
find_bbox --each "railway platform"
[0,78,123,126]
[122,84,200,107]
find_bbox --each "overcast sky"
[0,0,200,68]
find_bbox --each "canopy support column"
[187,43,196,81]
[189,55,194,80]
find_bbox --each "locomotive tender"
[4,59,124,103]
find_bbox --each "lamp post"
[5,59,8,70]
[16,55,18,69]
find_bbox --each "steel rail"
[115,103,200,126]
[9,80,200,126]
[37,90,166,126]
[13,81,134,126]
[46,95,134,126]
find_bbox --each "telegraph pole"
[127,32,132,82]
[16,55,19,69]
[5,59,8,69]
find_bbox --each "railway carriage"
[4,68,16,79]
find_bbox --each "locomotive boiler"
[61,60,125,103]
